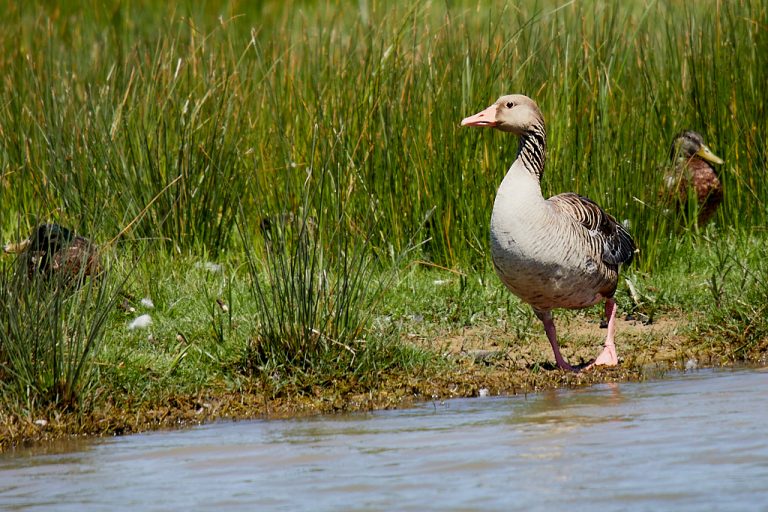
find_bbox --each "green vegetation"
[0,0,766,448]
[0,252,124,412]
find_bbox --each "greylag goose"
[461,94,635,371]
[4,224,101,283]
[663,130,724,225]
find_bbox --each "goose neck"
[516,127,547,181]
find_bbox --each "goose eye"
[505,101,515,108]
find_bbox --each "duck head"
[4,223,75,255]
[670,130,724,165]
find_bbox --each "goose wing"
[549,193,636,266]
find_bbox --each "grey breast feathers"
[549,193,636,268]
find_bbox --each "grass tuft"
[0,249,123,412]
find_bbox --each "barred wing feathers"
[549,193,636,267]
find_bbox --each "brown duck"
[663,130,724,225]
[4,224,101,283]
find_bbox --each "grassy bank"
[1,0,767,449]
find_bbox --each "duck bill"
[696,144,724,165]
[461,104,499,128]
[3,239,31,254]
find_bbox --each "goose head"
[461,94,544,135]
[670,130,724,165]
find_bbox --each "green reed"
[2,1,765,267]
[0,248,123,412]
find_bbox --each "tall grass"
[2,1,765,268]
[239,123,402,381]
[0,249,123,412]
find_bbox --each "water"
[2,368,768,512]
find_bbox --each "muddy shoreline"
[2,316,764,453]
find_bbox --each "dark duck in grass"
[3,224,101,283]
[663,130,724,226]
[461,94,636,372]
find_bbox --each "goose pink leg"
[536,310,575,371]
[586,298,619,368]
[536,299,620,372]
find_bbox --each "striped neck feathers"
[516,124,546,181]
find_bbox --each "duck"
[461,94,636,371]
[663,130,724,226]
[3,223,101,283]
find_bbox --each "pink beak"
[460,104,499,127]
